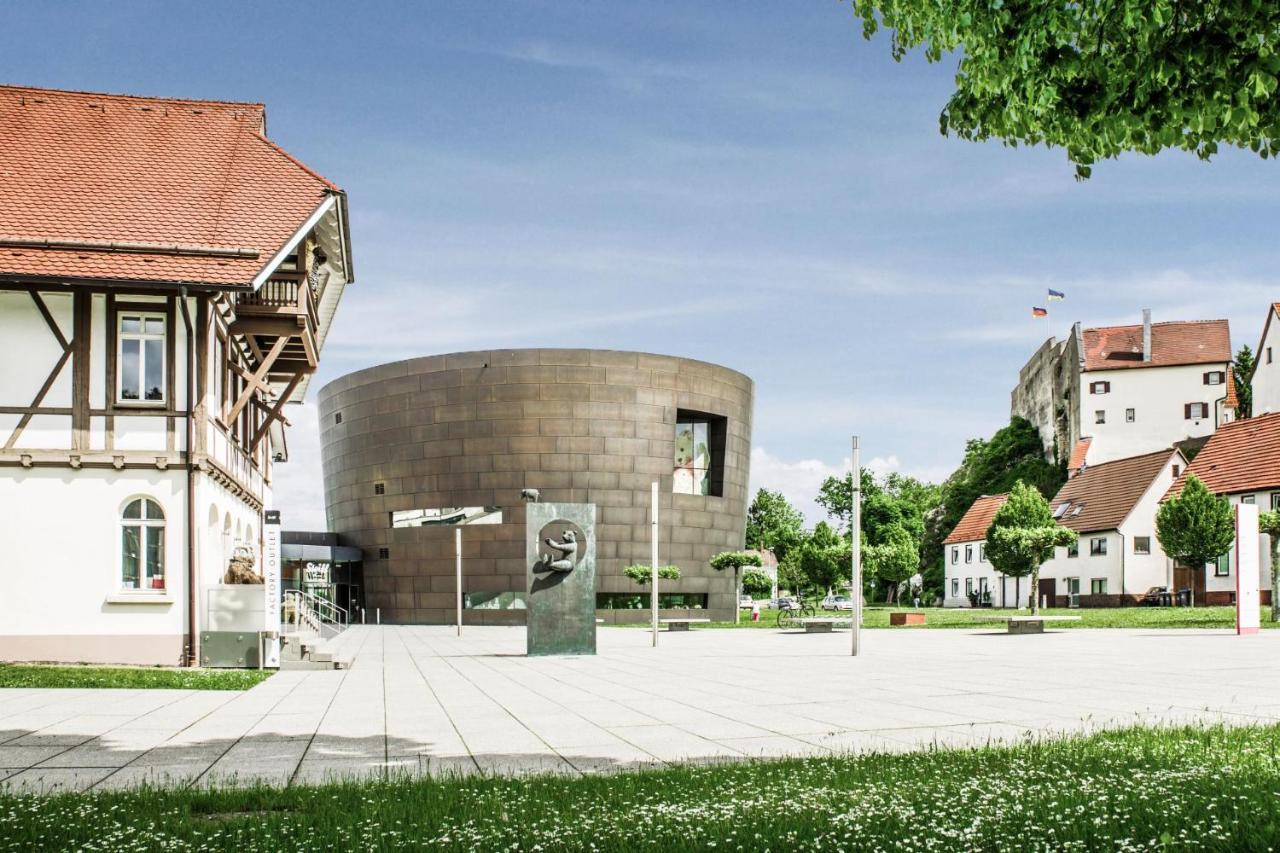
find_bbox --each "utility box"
[200,631,262,668]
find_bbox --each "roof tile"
[0,85,338,287]
[1166,411,1280,498]
[1052,449,1177,533]
[1083,320,1231,371]
[943,494,1009,544]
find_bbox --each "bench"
[798,617,851,633]
[659,618,711,632]
[976,614,1082,634]
[890,612,926,626]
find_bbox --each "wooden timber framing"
[3,289,76,450]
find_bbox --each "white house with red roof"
[944,448,1187,609]
[1164,413,1279,606]
[0,85,353,666]
[1012,310,1234,469]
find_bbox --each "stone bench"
[659,618,711,632]
[976,614,1082,634]
[798,617,851,633]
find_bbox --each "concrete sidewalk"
[3,625,1280,793]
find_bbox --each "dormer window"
[1053,503,1070,519]
[1071,503,1085,517]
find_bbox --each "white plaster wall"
[0,468,188,636]
[1081,363,1228,464]
[943,540,1005,607]
[1252,316,1280,415]
[1042,531,1124,598]
[0,291,74,449]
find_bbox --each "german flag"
[1032,307,1048,318]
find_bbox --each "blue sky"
[8,1,1280,526]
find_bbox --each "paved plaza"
[3,625,1280,793]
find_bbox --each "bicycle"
[776,599,817,630]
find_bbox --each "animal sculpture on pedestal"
[542,530,578,572]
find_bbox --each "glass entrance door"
[1066,577,1081,608]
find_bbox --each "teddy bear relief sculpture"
[541,529,578,572]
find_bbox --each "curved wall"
[318,349,754,624]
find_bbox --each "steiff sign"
[526,502,597,656]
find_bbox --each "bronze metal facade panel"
[319,349,754,624]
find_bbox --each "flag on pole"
[1032,307,1048,318]
[1047,288,1065,301]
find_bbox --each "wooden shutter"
[1184,403,1193,419]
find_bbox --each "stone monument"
[526,502,597,656]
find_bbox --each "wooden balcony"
[231,272,318,378]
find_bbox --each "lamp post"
[851,436,862,657]
[651,480,659,647]
[455,528,462,637]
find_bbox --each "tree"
[745,489,805,561]
[709,550,763,623]
[849,1,1280,178]
[1259,511,1280,622]
[1156,475,1235,605]
[817,469,941,594]
[741,568,773,599]
[779,522,850,599]
[985,481,1076,615]
[622,564,681,585]
[1234,345,1255,419]
[863,523,918,603]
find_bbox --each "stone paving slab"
[2,625,1280,793]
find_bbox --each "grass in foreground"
[3,724,1280,851]
[0,664,273,691]
[642,605,1279,631]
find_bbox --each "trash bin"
[1177,588,1192,607]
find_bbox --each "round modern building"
[318,349,754,624]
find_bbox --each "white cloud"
[271,403,327,532]
[749,447,911,526]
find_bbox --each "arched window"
[121,498,165,590]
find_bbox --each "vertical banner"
[1236,503,1261,636]
[262,510,283,666]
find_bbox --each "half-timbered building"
[0,85,352,665]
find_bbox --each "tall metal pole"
[455,528,462,637]
[651,481,660,647]
[851,436,862,656]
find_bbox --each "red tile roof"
[1082,320,1231,371]
[0,85,339,287]
[1067,437,1092,473]
[1166,411,1280,498]
[1051,449,1176,533]
[943,494,1009,544]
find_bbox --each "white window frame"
[116,312,167,406]
[1133,536,1151,555]
[120,497,166,591]
[964,544,973,564]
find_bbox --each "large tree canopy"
[985,481,1076,613]
[849,0,1280,177]
[745,488,805,561]
[1156,474,1235,572]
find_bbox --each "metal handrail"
[283,588,348,633]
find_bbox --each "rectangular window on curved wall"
[674,410,727,496]
[391,507,502,527]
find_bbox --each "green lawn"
[0,664,273,691]
[2,724,1278,850]
[618,605,1278,630]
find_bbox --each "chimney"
[1142,309,1152,362]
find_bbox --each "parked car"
[1138,586,1170,607]
[823,595,853,611]
[739,595,755,609]
[775,597,800,611]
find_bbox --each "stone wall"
[318,349,754,624]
